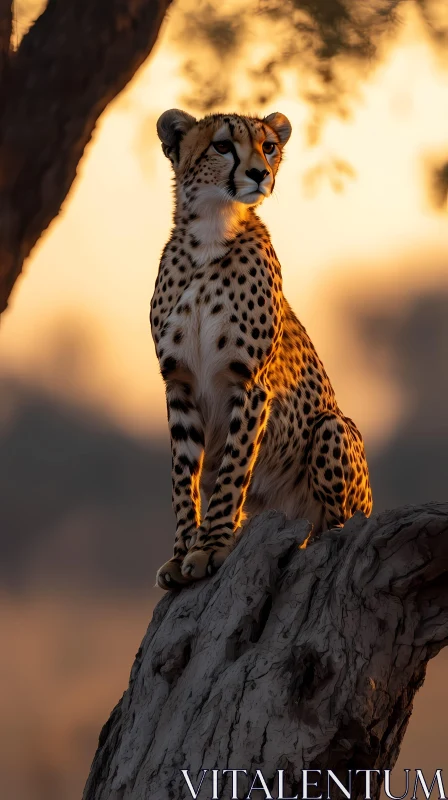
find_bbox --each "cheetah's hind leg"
[307,412,372,531]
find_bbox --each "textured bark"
[0,0,173,315]
[83,502,448,800]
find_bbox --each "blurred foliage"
[172,0,448,201]
[302,154,356,194]
[174,0,447,122]
[427,156,448,210]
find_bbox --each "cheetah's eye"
[262,141,276,155]
[213,140,232,154]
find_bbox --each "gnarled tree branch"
[0,0,173,315]
[83,502,448,800]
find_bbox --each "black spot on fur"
[230,361,252,380]
[161,357,177,379]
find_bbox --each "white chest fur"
[160,277,232,404]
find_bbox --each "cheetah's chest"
[161,280,232,395]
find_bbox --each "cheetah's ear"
[263,112,292,146]
[156,109,197,163]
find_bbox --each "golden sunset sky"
[1,4,448,447]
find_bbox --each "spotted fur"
[151,109,372,590]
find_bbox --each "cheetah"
[151,109,372,590]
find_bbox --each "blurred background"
[1,1,448,798]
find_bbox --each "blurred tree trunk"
[83,503,448,800]
[0,1,11,85]
[0,0,173,316]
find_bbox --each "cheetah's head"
[156,110,292,209]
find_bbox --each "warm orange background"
[0,3,447,798]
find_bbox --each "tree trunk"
[0,0,173,316]
[0,1,12,86]
[83,502,448,800]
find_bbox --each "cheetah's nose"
[246,168,269,185]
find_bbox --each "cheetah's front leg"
[181,381,271,580]
[156,379,205,590]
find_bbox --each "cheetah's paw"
[155,557,194,591]
[181,542,234,581]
